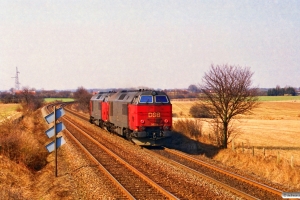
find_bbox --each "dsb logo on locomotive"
[148,112,160,118]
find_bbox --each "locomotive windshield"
[155,95,169,103]
[139,95,153,103]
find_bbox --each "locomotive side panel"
[90,91,116,125]
[108,91,138,133]
[109,101,128,127]
[93,100,101,119]
[90,93,108,120]
[89,100,92,116]
[101,102,109,122]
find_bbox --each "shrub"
[73,87,92,112]
[20,132,48,170]
[208,118,241,147]
[189,103,213,118]
[0,110,48,171]
[173,119,202,140]
[1,133,21,161]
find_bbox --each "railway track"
[63,103,88,120]
[148,148,283,200]
[62,116,177,199]
[46,104,177,199]
[60,103,284,199]
[62,113,242,199]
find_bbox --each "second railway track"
[148,148,283,200]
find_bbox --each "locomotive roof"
[138,90,167,95]
[109,90,138,102]
[91,89,170,103]
[108,90,169,103]
[91,91,116,100]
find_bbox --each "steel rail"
[164,147,283,197]
[144,148,258,200]
[52,104,282,198]
[64,107,88,122]
[44,104,135,199]
[63,127,135,200]
[63,116,179,200]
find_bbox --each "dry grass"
[0,103,20,114]
[172,119,203,140]
[172,100,300,190]
[0,155,33,199]
[172,101,195,117]
[0,109,51,198]
[0,103,22,122]
[213,149,300,191]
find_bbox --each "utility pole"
[11,67,20,94]
[54,106,58,177]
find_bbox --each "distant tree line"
[36,90,73,98]
[0,87,44,112]
[267,86,297,96]
[163,85,201,99]
[0,89,73,104]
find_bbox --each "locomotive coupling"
[162,131,172,137]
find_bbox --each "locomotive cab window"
[155,95,169,103]
[139,95,153,103]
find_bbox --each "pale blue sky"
[1,0,300,90]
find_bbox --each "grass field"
[44,98,74,103]
[0,103,20,116]
[172,99,300,152]
[171,96,300,117]
[172,99,300,189]
[258,95,300,101]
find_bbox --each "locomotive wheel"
[99,121,104,129]
[124,128,132,140]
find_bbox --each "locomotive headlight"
[151,91,157,95]
[164,119,168,123]
[140,119,145,124]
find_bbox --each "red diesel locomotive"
[89,90,172,146]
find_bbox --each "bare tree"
[21,87,33,107]
[74,86,92,112]
[21,87,43,111]
[200,64,259,148]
